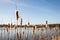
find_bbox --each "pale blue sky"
[0,0,60,25]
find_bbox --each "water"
[0,27,60,40]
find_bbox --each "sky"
[0,0,60,25]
